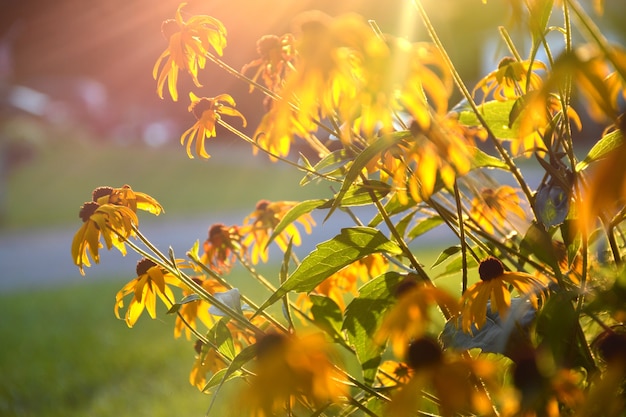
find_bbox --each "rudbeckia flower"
[470,185,527,234]
[242,331,346,416]
[385,336,496,417]
[375,278,460,357]
[472,57,546,102]
[174,276,227,340]
[92,185,163,215]
[189,340,225,391]
[180,92,247,159]
[153,2,227,101]
[459,257,547,333]
[72,201,138,275]
[114,258,180,328]
[200,224,244,273]
[241,200,315,264]
[241,34,296,93]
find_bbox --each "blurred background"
[0,0,624,416]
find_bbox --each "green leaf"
[300,148,353,186]
[207,318,236,361]
[202,368,241,393]
[325,131,410,221]
[343,271,406,384]
[407,215,444,240]
[368,194,419,227]
[520,221,559,274]
[535,291,596,373]
[459,99,517,140]
[576,129,623,171]
[431,245,462,268]
[256,227,403,314]
[529,0,554,47]
[470,146,509,170]
[205,344,257,413]
[434,248,483,278]
[267,199,326,247]
[167,293,201,314]
[319,180,391,209]
[310,295,345,344]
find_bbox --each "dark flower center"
[256,35,281,58]
[406,337,442,370]
[92,186,113,202]
[256,331,287,359]
[161,19,179,41]
[191,277,204,286]
[409,119,424,137]
[255,199,270,211]
[191,98,215,120]
[594,327,626,364]
[479,257,504,281]
[208,224,227,240]
[136,258,157,277]
[497,56,516,69]
[78,201,99,223]
[394,276,419,299]
[194,339,205,355]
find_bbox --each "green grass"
[4,138,327,230]
[0,279,240,417]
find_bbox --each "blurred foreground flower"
[460,257,547,333]
[386,336,495,417]
[153,2,227,101]
[114,258,180,327]
[180,93,247,159]
[243,331,346,416]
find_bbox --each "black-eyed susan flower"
[473,57,546,102]
[460,257,547,333]
[114,258,180,328]
[241,34,296,93]
[72,201,137,275]
[385,336,495,417]
[174,276,227,340]
[200,224,243,273]
[470,185,527,234]
[241,200,315,264]
[375,278,460,357]
[92,185,163,215]
[189,340,225,391]
[180,92,247,159]
[375,360,413,387]
[242,331,346,416]
[153,2,227,101]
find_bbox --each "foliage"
[71,1,626,416]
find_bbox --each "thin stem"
[454,181,469,293]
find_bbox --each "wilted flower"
[241,34,296,93]
[114,258,180,327]
[473,57,546,102]
[241,200,315,264]
[201,224,243,273]
[153,2,227,101]
[243,331,346,416]
[470,185,527,234]
[180,92,247,159]
[460,257,547,333]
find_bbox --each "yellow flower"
[459,257,547,333]
[114,258,179,328]
[174,276,227,340]
[189,340,225,391]
[470,185,527,234]
[375,277,460,357]
[153,2,227,101]
[72,201,137,275]
[473,57,546,102]
[242,331,346,417]
[180,92,247,159]
[200,224,243,273]
[375,360,413,387]
[385,336,495,417]
[241,34,296,93]
[92,185,163,215]
[241,200,315,264]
